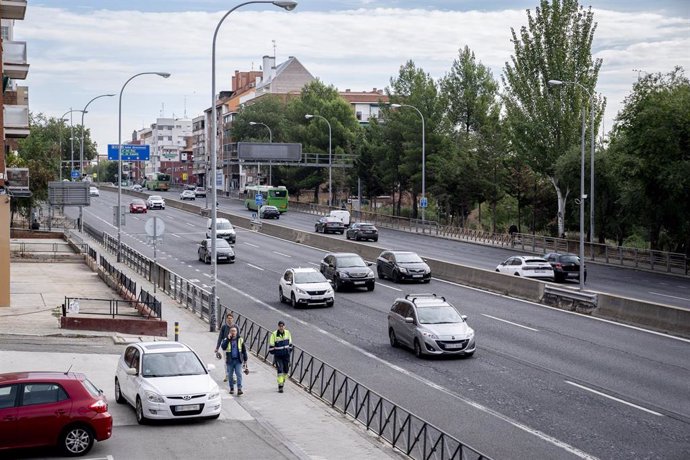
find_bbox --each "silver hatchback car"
[387,293,475,358]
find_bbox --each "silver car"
[387,293,475,358]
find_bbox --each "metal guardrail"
[543,285,598,304]
[62,296,142,319]
[138,289,162,319]
[9,240,77,256]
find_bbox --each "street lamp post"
[249,121,272,185]
[305,114,332,207]
[59,109,87,181]
[210,0,297,331]
[390,103,426,222]
[81,94,115,181]
[117,72,171,263]
[548,79,595,292]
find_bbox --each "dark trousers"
[274,355,290,385]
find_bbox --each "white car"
[146,195,165,209]
[89,186,100,197]
[180,189,196,200]
[279,267,334,308]
[495,256,555,280]
[131,184,143,192]
[114,341,221,424]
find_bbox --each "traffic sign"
[145,217,165,238]
[255,193,264,206]
[107,144,151,161]
[420,197,428,208]
[71,170,80,179]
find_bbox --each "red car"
[0,371,112,456]
[129,199,147,213]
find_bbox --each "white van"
[329,210,351,227]
[206,218,236,244]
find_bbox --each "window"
[0,384,18,409]
[124,346,137,367]
[21,383,68,406]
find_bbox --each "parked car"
[376,250,431,283]
[129,199,147,214]
[315,216,345,234]
[495,256,554,280]
[89,186,100,197]
[544,252,587,282]
[320,252,375,292]
[346,222,379,242]
[387,293,475,358]
[180,189,196,200]
[259,205,280,219]
[279,267,334,308]
[194,187,207,198]
[206,218,236,244]
[146,195,165,210]
[0,371,112,456]
[114,341,221,424]
[198,238,235,264]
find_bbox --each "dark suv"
[319,252,375,291]
[544,252,586,282]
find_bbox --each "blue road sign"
[107,144,151,161]
[420,197,428,208]
[255,193,264,206]
[71,169,80,179]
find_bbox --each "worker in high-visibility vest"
[268,320,292,393]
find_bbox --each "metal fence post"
[175,322,179,341]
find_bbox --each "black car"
[259,205,280,219]
[315,216,345,234]
[320,252,375,292]
[198,238,235,264]
[346,222,379,242]
[544,252,586,282]
[376,250,431,283]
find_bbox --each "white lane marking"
[565,381,663,417]
[215,279,596,460]
[188,279,200,282]
[203,273,211,278]
[432,278,690,344]
[307,262,319,266]
[186,222,196,227]
[244,242,260,248]
[171,233,181,238]
[247,263,264,271]
[377,283,402,291]
[482,314,539,332]
[273,251,291,258]
[648,291,690,302]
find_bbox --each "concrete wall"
[60,316,167,336]
[596,294,690,337]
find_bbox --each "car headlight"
[295,287,307,295]
[366,270,374,278]
[209,390,220,400]
[467,329,475,339]
[145,391,165,403]
[339,272,349,278]
[420,330,438,339]
[398,267,408,273]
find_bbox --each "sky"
[12,1,690,156]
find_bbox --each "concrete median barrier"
[596,293,690,338]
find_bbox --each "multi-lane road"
[68,189,690,459]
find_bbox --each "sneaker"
[228,388,234,394]
[237,389,243,396]
[223,376,228,382]
[278,385,284,393]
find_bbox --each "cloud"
[14,5,690,154]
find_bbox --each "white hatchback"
[279,267,334,308]
[495,256,555,280]
[114,342,221,424]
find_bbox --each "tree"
[502,0,603,236]
[608,68,690,253]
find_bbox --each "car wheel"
[340,231,344,235]
[345,232,350,240]
[276,215,280,219]
[367,283,375,291]
[389,329,399,348]
[136,396,148,425]
[61,424,94,456]
[392,270,401,283]
[114,378,125,404]
[514,272,520,276]
[279,287,286,303]
[355,235,361,241]
[334,277,342,292]
[414,340,423,358]
[326,299,334,307]
[291,294,298,309]
[377,267,385,279]
[423,278,431,284]
[373,237,378,242]
[315,225,319,232]
[205,256,211,264]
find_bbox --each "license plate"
[218,256,227,259]
[445,343,464,349]
[175,404,200,412]
[412,274,422,278]
[353,281,365,285]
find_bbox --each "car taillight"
[555,263,562,269]
[89,399,108,413]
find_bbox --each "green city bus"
[144,172,171,191]
[244,185,289,212]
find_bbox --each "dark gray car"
[319,252,375,292]
[376,250,431,283]
[198,238,235,264]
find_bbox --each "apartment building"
[136,117,192,177]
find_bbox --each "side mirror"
[207,363,216,371]
[367,262,373,266]
[126,367,137,376]
[285,281,292,286]
[404,317,414,324]
[461,315,468,321]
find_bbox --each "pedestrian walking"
[215,312,236,383]
[268,320,293,393]
[220,325,248,395]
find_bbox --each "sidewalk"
[3,248,401,459]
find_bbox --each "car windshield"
[417,306,463,324]
[150,196,162,201]
[294,271,327,283]
[336,255,366,267]
[215,239,231,249]
[560,255,580,263]
[141,351,206,377]
[217,222,233,230]
[360,225,376,230]
[395,253,423,263]
[132,199,145,205]
[263,206,277,211]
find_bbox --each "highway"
[68,190,690,459]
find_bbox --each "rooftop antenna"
[64,364,73,375]
[272,39,277,62]
[183,95,187,118]
[160,102,165,118]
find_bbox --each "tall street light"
[210,0,298,331]
[548,79,593,292]
[60,109,87,180]
[117,72,171,263]
[249,121,272,185]
[81,94,115,181]
[391,103,426,222]
[305,114,332,207]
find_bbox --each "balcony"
[0,0,27,19]
[3,105,30,138]
[2,41,29,80]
